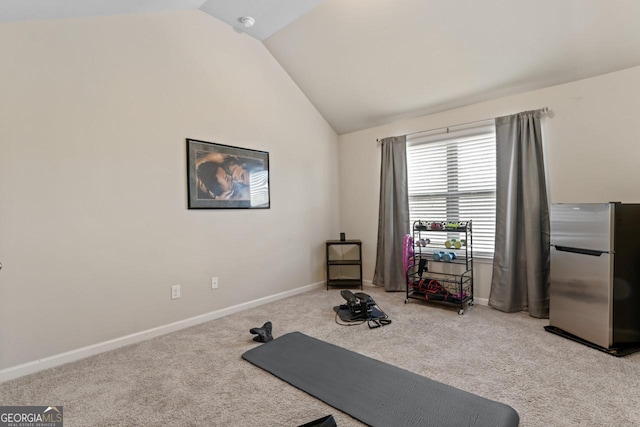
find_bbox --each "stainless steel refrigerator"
[547,202,640,355]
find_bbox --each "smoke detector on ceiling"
[239,16,255,28]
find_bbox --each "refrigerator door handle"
[552,245,611,256]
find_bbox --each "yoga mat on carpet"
[242,332,519,427]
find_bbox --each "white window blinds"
[407,123,497,257]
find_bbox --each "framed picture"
[186,138,270,209]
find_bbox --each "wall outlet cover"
[171,285,181,299]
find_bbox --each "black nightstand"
[325,240,363,290]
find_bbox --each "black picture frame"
[186,138,270,209]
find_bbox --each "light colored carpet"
[1,285,639,426]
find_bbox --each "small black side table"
[325,239,363,290]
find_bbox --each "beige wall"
[0,11,339,370]
[339,66,640,301]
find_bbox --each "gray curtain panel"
[489,110,550,318]
[373,136,410,291]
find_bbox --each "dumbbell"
[443,252,457,263]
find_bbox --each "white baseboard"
[362,279,488,301]
[0,281,324,384]
[365,281,488,306]
[474,297,489,306]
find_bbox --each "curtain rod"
[376,106,549,143]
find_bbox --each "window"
[406,122,496,257]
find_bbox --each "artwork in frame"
[186,138,270,209]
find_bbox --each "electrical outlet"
[211,277,219,289]
[171,285,181,300]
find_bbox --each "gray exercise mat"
[242,332,519,427]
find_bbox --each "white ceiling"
[199,0,323,41]
[0,0,321,40]
[265,0,640,134]
[0,0,207,22]
[3,0,640,135]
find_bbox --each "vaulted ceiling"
[3,0,640,134]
